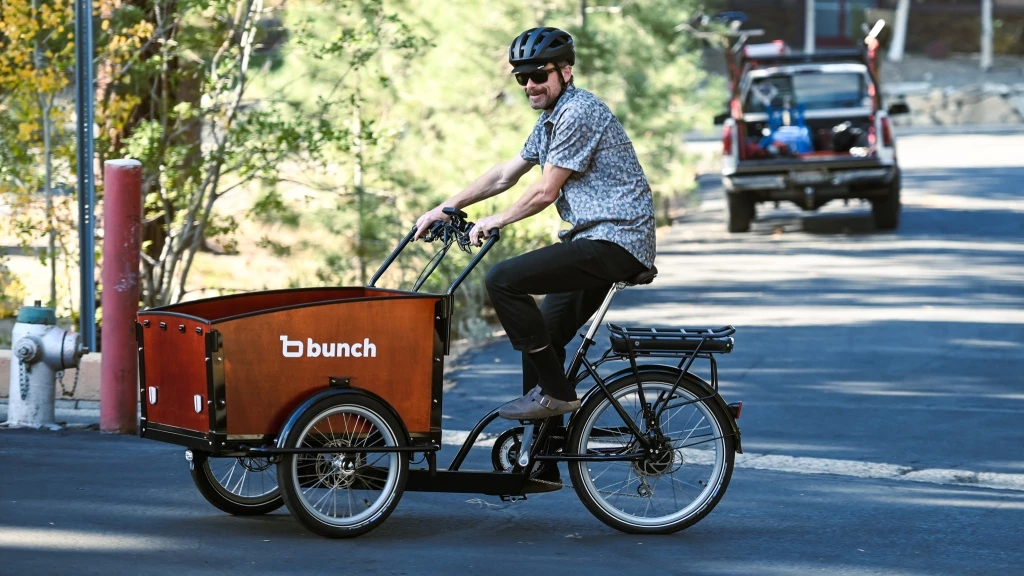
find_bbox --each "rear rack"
[602,324,736,393]
[607,324,735,356]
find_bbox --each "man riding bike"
[414,26,656,420]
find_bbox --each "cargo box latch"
[194,395,204,413]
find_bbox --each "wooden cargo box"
[137,287,449,452]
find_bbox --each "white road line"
[441,430,1024,493]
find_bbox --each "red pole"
[100,159,143,434]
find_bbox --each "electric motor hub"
[636,439,679,476]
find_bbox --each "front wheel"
[190,451,283,516]
[567,371,736,534]
[277,394,408,538]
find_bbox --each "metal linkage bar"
[246,445,439,456]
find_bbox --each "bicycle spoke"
[287,402,404,530]
[573,378,731,529]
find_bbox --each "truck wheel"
[727,193,754,233]
[871,175,901,231]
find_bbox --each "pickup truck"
[712,22,909,232]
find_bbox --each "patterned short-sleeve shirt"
[521,84,656,268]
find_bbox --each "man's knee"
[485,259,513,295]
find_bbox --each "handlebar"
[421,207,499,248]
[367,207,501,295]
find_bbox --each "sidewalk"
[0,398,104,430]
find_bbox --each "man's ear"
[560,65,573,83]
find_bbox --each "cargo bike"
[137,209,743,538]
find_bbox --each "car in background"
[712,21,910,232]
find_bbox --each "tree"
[259,0,429,287]
[0,0,79,313]
[98,0,354,306]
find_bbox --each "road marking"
[441,430,1024,493]
[734,453,1024,492]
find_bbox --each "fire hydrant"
[4,301,85,429]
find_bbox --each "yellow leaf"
[101,19,109,31]
[18,122,35,141]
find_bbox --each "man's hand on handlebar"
[469,214,503,247]
[414,206,451,241]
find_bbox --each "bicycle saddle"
[624,266,658,286]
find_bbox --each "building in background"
[720,0,1024,54]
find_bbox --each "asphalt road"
[2,132,1023,575]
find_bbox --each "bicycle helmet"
[508,27,576,73]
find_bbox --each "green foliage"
[246,0,715,335]
[0,0,80,315]
[3,0,716,334]
[101,0,360,305]
[0,256,27,318]
[251,0,431,287]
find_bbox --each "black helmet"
[508,27,575,73]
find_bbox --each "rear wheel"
[727,193,754,232]
[277,394,408,538]
[871,173,901,230]
[567,372,735,534]
[190,451,283,516]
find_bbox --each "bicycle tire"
[277,394,408,538]
[190,451,283,516]
[567,370,735,534]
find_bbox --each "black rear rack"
[607,324,735,356]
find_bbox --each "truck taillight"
[881,117,893,147]
[723,124,733,156]
[867,114,877,147]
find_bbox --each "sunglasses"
[515,67,559,86]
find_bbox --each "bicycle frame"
[447,280,679,473]
[308,214,736,497]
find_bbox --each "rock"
[931,109,959,125]
[959,95,1016,124]
[904,94,932,116]
[1009,94,1024,119]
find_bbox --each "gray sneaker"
[498,386,580,420]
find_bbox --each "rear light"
[881,117,893,147]
[867,114,877,147]
[728,401,743,420]
[722,124,733,156]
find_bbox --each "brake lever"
[455,226,473,253]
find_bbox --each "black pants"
[484,239,648,395]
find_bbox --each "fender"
[275,386,411,449]
[574,364,742,454]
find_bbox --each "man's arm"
[414,156,534,239]
[469,163,573,245]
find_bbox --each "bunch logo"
[280,335,377,358]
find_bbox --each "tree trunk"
[354,87,367,286]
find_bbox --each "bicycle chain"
[528,476,565,488]
[57,367,80,398]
